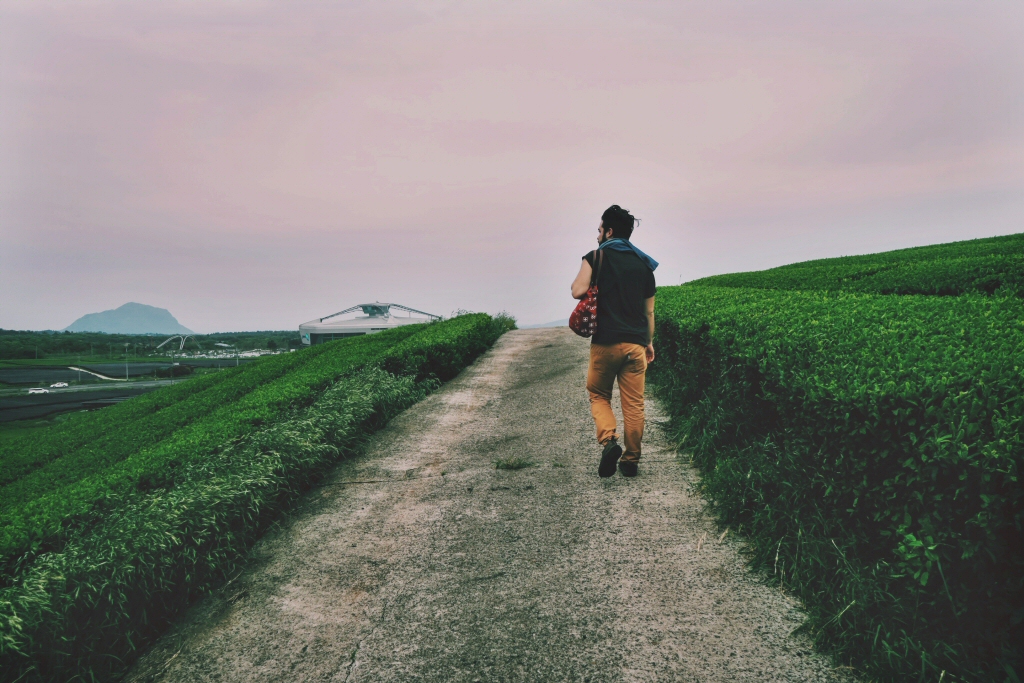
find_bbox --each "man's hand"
[645,343,655,363]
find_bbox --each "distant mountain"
[520,318,569,329]
[64,303,194,334]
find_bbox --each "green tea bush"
[692,233,1024,297]
[0,313,511,681]
[1,368,430,681]
[650,286,1022,681]
[0,326,423,571]
[795,231,1024,265]
[0,339,360,489]
[381,312,515,381]
[0,368,240,488]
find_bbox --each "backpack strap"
[591,249,604,286]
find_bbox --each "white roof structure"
[299,302,440,345]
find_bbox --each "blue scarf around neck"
[598,238,659,271]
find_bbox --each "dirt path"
[127,329,853,683]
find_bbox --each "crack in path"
[126,329,855,683]
[341,639,361,683]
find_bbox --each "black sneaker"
[598,438,622,478]
[619,461,638,477]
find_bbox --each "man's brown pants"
[586,342,647,463]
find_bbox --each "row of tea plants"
[0,313,514,682]
[651,234,1022,682]
[691,232,1024,298]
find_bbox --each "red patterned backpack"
[569,249,604,337]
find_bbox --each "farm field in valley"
[0,358,267,423]
[0,382,169,423]
[0,329,302,366]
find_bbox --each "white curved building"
[299,302,440,346]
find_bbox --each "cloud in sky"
[2,1,1022,331]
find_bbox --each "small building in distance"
[299,302,440,346]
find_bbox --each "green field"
[0,416,70,444]
[650,233,1022,682]
[691,232,1024,297]
[0,313,514,682]
[0,329,303,365]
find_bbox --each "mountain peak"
[64,303,194,334]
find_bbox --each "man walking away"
[570,205,658,478]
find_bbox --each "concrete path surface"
[126,328,853,683]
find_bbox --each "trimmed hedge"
[691,233,1024,297]
[380,311,513,381]
[0,313,513,682]
[0,338,368,490]
[0,326,424,571]
[790,231,1024,266]
[0,368,241,488]
[650,286,1022,681]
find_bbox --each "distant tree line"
[0,329,301,361]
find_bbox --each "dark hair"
[601,205,638,240]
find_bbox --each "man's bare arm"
[571,259,593,300]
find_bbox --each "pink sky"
[2,1,1022,331]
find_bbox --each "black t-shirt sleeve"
[582,251,596,268]
[644,269,656,298]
